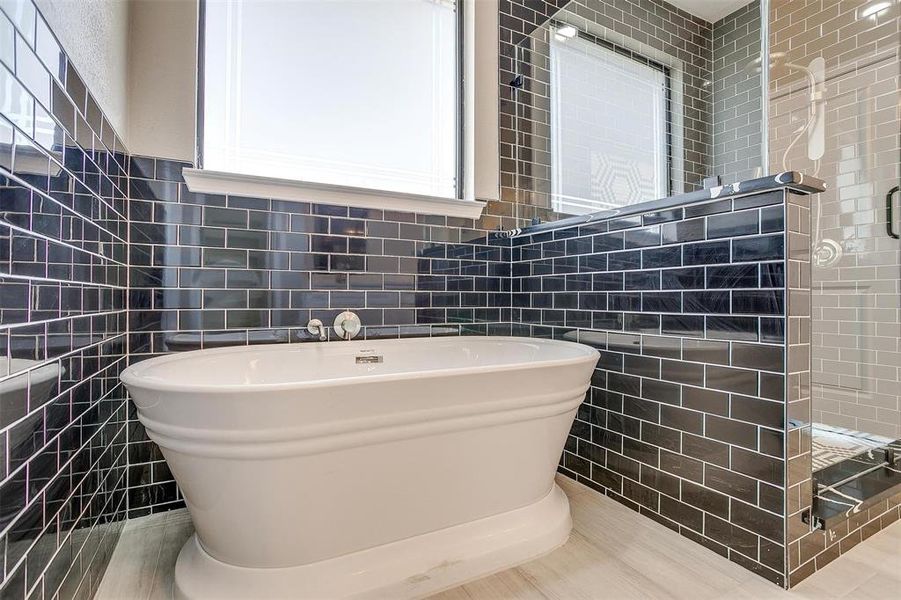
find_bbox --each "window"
[199,0,463,201]
[549,27,671,215]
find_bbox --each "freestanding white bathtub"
[121,336,599,599]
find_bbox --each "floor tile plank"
[96,476,901,600]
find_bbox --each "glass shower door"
[769,0,900,471]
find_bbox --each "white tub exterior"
[121,336,599,599]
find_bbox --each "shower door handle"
[888,186,900,240]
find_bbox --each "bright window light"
[549,35,669,215]
[202,0,459,198]
[557,25,577,38]
[860,1,891,17]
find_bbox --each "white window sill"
[182,169,487,220]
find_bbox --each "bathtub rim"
[137,384,586,458]
[121,335,600,395]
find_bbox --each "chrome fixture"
[813,238,843,268]
[306,319,327,341]
[333,311,362,341]
[355,354,383,364]
[355,348,382,364]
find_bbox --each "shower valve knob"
[334,311,361,341]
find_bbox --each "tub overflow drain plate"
[356,352,383,364]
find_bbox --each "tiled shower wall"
[0,1,129,598]
[768,0,901,585]
[771,0,900,441]
[511,188,809,587]
[501,0,769,224]
[497,0,569,222]
[711,1,764,184]
[500,0,714,223]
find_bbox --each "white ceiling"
[665,0,754,23]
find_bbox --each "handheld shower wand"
[778,56,825,176]
[757,53,839,267]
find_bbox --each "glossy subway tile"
[0,2,831,597]
[514,181,808,588]
[0,0,129,597]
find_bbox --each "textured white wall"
[35,0,196,160]
[35,0,130,140]
[472,0,499,202]
[127,0,197,161]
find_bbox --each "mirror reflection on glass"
[504,0,766,221]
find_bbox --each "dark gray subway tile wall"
[126,151,820,589]
[0,1,129,598]
[0,0,822,596]
[127,159,513,349]
[509,189,800,586]
[125,157,514,515]
[712,1,764,184]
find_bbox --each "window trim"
[181,168,487,219]
[189,0,494,219]
[194,0,206,169]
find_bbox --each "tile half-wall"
[126,158,825,589]
[509,186,812,587]
[0,1,129,598]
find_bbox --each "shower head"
[753,52,828,170]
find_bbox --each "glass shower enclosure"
[770,0,900,475]
[505,0,900,583]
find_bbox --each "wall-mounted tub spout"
[307,319,327,341]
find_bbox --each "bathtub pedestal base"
[174,484,572,600]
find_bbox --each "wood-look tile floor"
[95,476,901,600]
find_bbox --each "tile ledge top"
[499,171,826,238]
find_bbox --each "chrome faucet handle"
[333,311,361,341]
[306,319,327,341]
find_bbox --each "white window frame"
[183,0,497,219]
